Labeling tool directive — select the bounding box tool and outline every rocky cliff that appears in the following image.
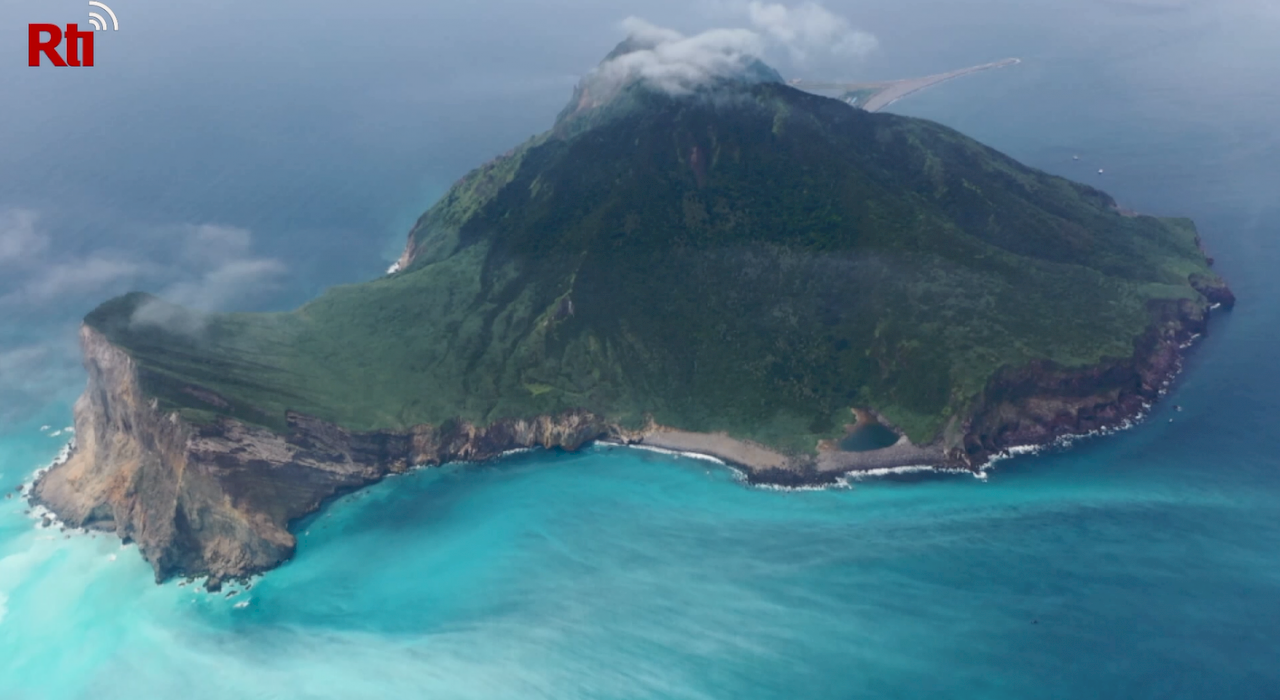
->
[32,326,615,588]
[955,294,1228,468]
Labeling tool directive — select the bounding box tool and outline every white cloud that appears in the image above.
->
[589,4,877,97]
[0,344,53,378]
[0,209,48,267]
[157,257,286,312]
[19,257,145,304]
[0,338,83,422]
[0,211,285,335]
[130,225,285,335]
[0,210,289,414]
[747,2,879,62]
[0,209,145,307]
[620,17,685,47]
[183,224,254,265]
[599,21,765,95]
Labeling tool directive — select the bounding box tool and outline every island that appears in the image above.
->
[31,40,1233,590]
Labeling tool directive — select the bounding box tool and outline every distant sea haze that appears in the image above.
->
[1,0,1279,697]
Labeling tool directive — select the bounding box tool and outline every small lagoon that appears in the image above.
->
[838,422,901,452]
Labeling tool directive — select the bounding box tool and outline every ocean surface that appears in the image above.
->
[2,0,1278,697]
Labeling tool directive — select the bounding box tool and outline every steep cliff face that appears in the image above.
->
[32,326,613,587]
[956,297,1221,466]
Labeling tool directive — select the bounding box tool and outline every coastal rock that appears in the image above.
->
[957,297,1211,466]
[31,326,614,586]
[1190,273,1236,308]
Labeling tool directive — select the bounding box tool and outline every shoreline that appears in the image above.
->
[26,292,1229,587]
[633,425,951,484]
[618,297,1223,487]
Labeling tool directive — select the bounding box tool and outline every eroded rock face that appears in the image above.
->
[956,297,1213,466]
[32,326,613,587]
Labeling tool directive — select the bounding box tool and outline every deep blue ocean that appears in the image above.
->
[1,0,1277,697]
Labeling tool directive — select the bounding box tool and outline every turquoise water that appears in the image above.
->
[2,0,1279,697]
[3,392,1279,697]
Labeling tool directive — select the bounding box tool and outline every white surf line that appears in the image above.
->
[20,438,74,498]
[618,442,728,465]
[710,461,841,493]
[841,464,981,484]
[975,329,1205,473]
[751,476,856,493]
[977,403,1156,474]
[612,441,977,491]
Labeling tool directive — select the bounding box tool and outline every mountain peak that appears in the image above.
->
[556,30,784,127]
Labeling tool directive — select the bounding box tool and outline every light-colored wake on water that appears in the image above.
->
[616,443,728,465]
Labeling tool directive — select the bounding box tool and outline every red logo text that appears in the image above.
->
[29,24,95,67]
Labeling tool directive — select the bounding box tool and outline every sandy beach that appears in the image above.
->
[638,428,792,471]
[637,425,951,481]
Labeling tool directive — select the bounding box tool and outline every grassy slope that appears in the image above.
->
[86,83,1218,453]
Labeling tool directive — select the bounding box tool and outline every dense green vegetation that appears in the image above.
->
[85,72,1221,453]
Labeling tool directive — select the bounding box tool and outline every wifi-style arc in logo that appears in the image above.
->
[87,2,119,32]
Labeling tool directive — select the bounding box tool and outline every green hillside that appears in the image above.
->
[83,60,1223,453]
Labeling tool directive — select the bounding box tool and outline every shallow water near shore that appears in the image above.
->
[2,388,1280,699]
[2,0,1280,697]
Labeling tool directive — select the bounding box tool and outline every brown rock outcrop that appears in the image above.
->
[32,326,613,587]
[955,296,1220,467]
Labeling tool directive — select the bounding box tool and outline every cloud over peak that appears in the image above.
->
[601,19,766,95]
[591,3,878,96]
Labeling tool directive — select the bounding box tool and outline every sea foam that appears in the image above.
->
[20,438,76,532]
[841,464,980,483]
[620,443,727,465]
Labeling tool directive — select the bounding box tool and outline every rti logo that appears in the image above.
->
[28,2,119,67]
